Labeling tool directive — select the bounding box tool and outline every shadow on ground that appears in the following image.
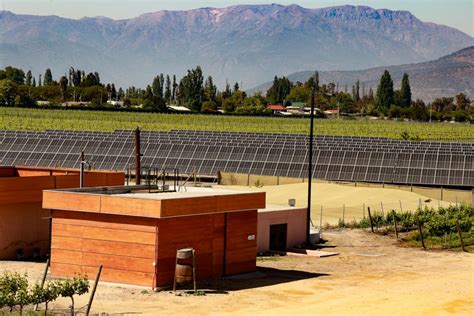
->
[175,267,329,293]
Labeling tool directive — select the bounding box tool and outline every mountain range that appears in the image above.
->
[0,4,473,89]
[250,46,474,102]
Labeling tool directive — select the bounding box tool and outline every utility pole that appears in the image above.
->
[135,127,141,185]
[306,71,317,245]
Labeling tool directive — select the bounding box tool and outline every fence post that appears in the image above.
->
[392,210,399,240]
[363,203,366,218]
[399,200,403,212]
[33,259,50,311]
[416,217,426,249]
[367,207,374,233]
[86,265,103,316]
[342,204,345,227]
[320,206,323,230]
[456,220,466,252]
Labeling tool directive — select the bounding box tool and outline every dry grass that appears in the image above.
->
[216,182,455,225]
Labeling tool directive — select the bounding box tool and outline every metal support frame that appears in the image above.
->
[306,71,317,245]
[135,127,141,185]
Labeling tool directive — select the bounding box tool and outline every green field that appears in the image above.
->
[1,107,473,142]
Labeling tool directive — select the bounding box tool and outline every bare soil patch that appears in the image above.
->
[1,229,472,315]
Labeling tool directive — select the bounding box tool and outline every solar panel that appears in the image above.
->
[0,129,472,187]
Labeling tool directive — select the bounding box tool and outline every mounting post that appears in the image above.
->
[306,71,317,245]
[135,127,141,185]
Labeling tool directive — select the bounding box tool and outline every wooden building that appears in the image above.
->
[0,166,124,259]
[43,186,265,288]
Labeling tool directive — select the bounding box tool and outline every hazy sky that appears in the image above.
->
[1,0,473,35]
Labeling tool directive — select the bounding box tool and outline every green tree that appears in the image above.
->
[287,85,311,103]
[144,84,167,112]
[201,100,217,113]
[25,70,32,86]
[59,76,68,101]
[0,80,17,106]
[222,82,232,99]
[0,66,25,85]
[70,67,82,87]
[204,76,217,101]
[172,75,177,102]
[399,73,411,107]
[165,75,171,102]
[152,74,163,98]
[375,70,394,111]
[43,68,53,86]
[82,72,100,87]
[266,76,292,104]
[331,92,356,113]
[431,97,454,112]
[455,93,470,111]
[411,99,429,121]
[178,66,204,111]
[352,80,360,102]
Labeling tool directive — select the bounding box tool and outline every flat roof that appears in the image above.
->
[43,185,266,218]
[115,187,253,201]
[258,204,306,213]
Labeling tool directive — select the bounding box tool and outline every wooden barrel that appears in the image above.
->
[175,264,193,283]
[176,248,194,259]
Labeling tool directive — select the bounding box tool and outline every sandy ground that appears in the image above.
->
[1,230,472,315]
[217,182,453,225]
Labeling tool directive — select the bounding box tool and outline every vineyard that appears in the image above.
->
[1,108,473,142]
[338,204,474,251]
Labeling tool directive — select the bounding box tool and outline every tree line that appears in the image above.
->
[0,65,472,121]
[266,70,472,122]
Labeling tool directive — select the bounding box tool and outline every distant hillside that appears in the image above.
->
[0,4,473,88]
[249,46,474,102]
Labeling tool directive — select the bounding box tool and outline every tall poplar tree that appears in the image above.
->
[165,75,171,102]
[399,73,411,107]
[25,70,32,86]
[375,70,394,110]
[43,69,53,85]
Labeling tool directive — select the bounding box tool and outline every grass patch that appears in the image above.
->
[1,107,473,141]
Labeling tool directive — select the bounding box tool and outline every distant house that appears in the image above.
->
[286,102,306,114]
[289,102,306,108]
[324,109,339,117]
[107,100,124,107]
[266,104,286,114]
[61,101,91,107]
[168,105,191,112]
[302,107,321,115]
[36,101,50,106]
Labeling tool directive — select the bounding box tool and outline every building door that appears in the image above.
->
[224,210,258,276]
[269,223,287,251]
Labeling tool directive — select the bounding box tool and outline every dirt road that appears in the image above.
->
[1,229,472,315]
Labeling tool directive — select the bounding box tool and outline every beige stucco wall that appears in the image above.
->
[257,207,307,253]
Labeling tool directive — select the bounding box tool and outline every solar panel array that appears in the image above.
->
[0,129,472,187]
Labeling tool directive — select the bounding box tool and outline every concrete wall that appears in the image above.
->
[257,207,307,253]
[0,167,124,259]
